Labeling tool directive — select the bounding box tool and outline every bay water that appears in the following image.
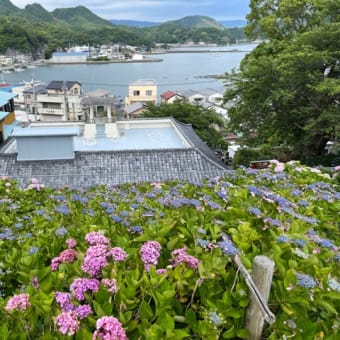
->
[3,43,255,100]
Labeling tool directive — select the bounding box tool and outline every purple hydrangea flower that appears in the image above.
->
[110,247,128,262]
[5,293,31,312]
[55,312,80,336]
[171,248,200,269]
[55,292,75,312]
[101,278,118,294]
[140,241,162,271]
[70,278,100,301]
[75,304,92,319]
[85,232,110,246]
[93,316,127,340]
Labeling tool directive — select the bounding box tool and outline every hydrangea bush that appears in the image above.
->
[0,162,339,339]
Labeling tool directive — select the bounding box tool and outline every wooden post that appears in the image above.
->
[245,255,275,340]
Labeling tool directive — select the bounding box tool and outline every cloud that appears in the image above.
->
[10,0,250,21]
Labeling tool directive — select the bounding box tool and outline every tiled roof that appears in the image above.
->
[46,81,81,91]
[23,84,47,95]
[123,102,144,114]
[0,149,230,188]
[160,90,177,100]
[0,118,229,188]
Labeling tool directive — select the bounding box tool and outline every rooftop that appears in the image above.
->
[130,79,157,86]
[0,118,228,188]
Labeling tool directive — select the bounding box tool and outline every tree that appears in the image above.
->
[141,101,227,151]
[224,0,340,164]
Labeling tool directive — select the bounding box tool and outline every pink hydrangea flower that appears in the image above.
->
[110,247,128,262]
[51,257,62,271]
[70,278,100,301]
[66,238,77,248]
[171,247,200,269]
[75,304,93,319]
[59,249,78,263]
[140,241,162,271]
[102,278,119,294]
[55,312,80,336]
[82,245,110,277]
[5,293,31,312]
[93,316,127,340]
[85,231,110,246]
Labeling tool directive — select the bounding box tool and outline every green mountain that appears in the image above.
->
[0,1,246,58]
[23,3,59,23]
[0,0,20,16]
[52,6,113,29]
[168,15,226,30]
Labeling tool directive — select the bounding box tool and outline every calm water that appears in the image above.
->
[3,44,255,99]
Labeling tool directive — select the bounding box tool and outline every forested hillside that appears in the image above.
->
[0,0,246,58]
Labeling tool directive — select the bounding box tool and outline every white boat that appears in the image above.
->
[14,67,26,72]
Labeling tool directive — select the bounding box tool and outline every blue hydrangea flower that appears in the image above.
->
[328,279,340,292]
[248,206,262,217]
[296,273,316,289]
[55,227,68,237]
[29,246,39,255]
[55,205,70,215]
[217,240,238,256]
[292,239,307,247]
[277,235,289,243]
[208,311,223,326]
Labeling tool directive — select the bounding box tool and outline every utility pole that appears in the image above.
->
[62,81,69,121]
[32,75,37,121]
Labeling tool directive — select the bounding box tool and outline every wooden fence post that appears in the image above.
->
[245,255,275,340]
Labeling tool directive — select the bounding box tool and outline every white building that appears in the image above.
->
[51,52,87,63]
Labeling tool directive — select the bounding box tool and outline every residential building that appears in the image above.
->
[125,79,157,106]
[123,102,146,119]
[198,88,224,104]
[160,90,184,104]
[36,81,84,121]
[181,89,205,104]
[23,84,47,116]
[0,91,17,143]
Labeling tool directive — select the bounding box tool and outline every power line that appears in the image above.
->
[81,79,219,87]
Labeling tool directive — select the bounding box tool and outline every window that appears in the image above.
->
[133,90,140,96]
[146,90,153,96]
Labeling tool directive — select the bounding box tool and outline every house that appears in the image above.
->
[23,84,47,116]
[181,89,205,104]
[36,81,84,121]
[125,79,157,106]
[160,90,184,104]
[51,52,87,63]
[198,88,224,105]
[0,91,17,143]
[123,102,146,119]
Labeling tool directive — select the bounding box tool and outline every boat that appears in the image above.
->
[14,66,26,72]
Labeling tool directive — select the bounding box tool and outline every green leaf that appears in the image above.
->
[236,328,250,338]
[222,325,236,338]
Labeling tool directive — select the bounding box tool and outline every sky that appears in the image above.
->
[10,0,250,22]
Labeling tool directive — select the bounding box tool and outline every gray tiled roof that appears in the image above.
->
[0,149,230,188]
[46,81,81,91]
[0,118,230,188]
